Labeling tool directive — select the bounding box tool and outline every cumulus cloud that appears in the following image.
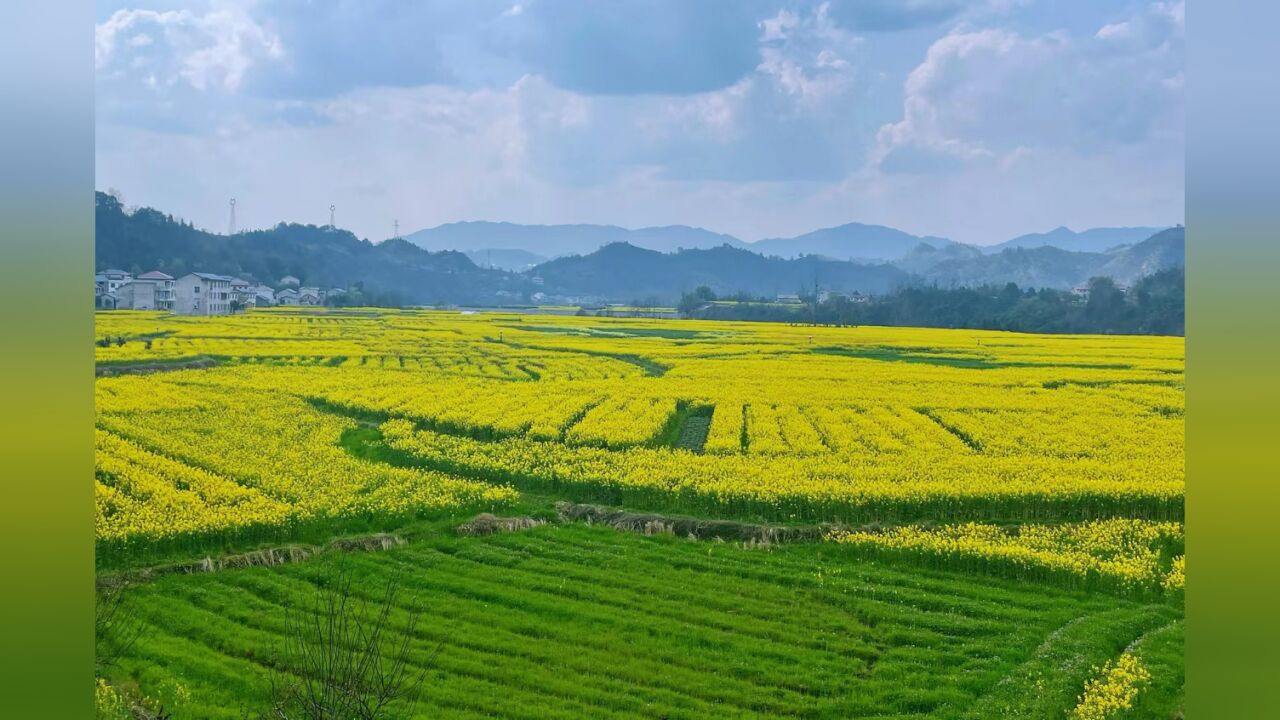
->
[873,1,1183,174]
[96,5,282,92]
[94,0,1182,245]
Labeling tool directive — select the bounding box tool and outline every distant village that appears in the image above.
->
[94,270,345,314]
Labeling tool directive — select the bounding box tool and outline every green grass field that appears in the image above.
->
[106,524,1181,719]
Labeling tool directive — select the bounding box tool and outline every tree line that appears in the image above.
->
[681,269,1184,336]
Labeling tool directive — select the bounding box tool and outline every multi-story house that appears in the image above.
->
[114,279,159,310]
[174,272,235,315]
[136,271,175,310]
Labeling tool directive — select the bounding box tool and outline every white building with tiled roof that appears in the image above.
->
[174,272,235,315]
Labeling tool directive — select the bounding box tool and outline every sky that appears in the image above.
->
[94,0,1184,245]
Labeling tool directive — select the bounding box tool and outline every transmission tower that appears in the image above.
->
[393,219,400,240]
[228,198,237,235]
[329,204,336,228]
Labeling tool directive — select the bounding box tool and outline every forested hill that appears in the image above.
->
[531,242,909,300]
[900,226,1185,290]
[94,192,519,304]
[688,269,1185,336]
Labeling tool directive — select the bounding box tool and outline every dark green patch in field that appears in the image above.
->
[646,402,714,452]
[673,405,714,453]
[916,408,984,452]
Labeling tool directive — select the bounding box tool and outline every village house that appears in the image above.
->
[135,271,175,310]
[279,275,301,287]
[253,285,276,306]
[113,278,159,310]
[95,269,133,308]
[96,269,177,310]
[230,278,256,309]
[174,272,235,315]
[298,287,322,305]
[275,288,300,305]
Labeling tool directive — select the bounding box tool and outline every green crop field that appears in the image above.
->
[111,526,1181,719]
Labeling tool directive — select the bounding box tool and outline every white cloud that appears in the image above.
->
[95,4,282,93]
[94,1,1182,245]
[873,2,1183,173]
[1096,22,1131,40]
[757,3,862,104]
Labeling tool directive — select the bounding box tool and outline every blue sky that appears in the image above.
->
[94,0,1183,245]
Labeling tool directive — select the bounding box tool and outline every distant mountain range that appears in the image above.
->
[96,190,1182,306]
[406,221,745,259]
[408,219,1171,266]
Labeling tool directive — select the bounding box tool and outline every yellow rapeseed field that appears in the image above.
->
[95,308,1184,561]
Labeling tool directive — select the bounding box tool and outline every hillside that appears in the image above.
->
[986,225,1168,253]
[893,242,985,275]
[530,242,908,301]
[94,192,518,304]
[1096,226,1186,285]
[901,227,1184,289]
[915,246,1110,289]
[406,221,746,257]
[749,222,954,262]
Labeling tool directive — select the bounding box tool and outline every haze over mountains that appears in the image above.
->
[97,191,1182,306]
[406,222,746,266]
[407,219,1168,270]
[985,226,1167,254]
